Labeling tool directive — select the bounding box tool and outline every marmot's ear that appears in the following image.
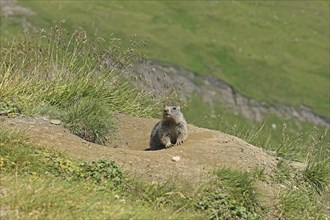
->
[177,106,181,111]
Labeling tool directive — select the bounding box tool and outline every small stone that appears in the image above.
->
[50,119,61,125]
[271,123,277,130]
[171,156,181,162]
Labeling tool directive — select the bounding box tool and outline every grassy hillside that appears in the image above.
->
[1,8,329,219]
[2,0,329,117]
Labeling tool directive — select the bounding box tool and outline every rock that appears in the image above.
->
[50,119,61,125]
[171,156,181,162]
[131,62,329,128]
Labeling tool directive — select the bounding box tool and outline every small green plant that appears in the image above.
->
[43,152,123,186]
[0,101,19,115]
[196,189,259,220]
[80,160,123,185]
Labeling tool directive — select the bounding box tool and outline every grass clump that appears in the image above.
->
[279,187,329,220]
[60,98,113,144]
[214,168,258,210]
[0,24,156,144]
[302,152,330,193]
[271,158,330,219]
[195,167,261,220]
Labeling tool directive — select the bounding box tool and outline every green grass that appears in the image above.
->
[1,175,206,220]
[279,187,329,220]
[195,168,261,219]
[184,93,330,163]
[272,160,330,220]
[2,0,329,117]
[0,25,160,144]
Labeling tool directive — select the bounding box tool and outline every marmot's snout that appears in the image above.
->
[164,109,170,114]
[163,106,173,118]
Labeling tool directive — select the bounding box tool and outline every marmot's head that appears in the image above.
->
[163,105,182,123]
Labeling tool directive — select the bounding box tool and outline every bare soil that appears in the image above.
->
[0,114,281,217]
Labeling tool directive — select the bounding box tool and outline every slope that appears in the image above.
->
[1,0,329,117]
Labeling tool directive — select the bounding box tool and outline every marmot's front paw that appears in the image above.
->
[165,143,173,148]
[176,140,184,146]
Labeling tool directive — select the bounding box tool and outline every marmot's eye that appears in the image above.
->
[173,107,176,110]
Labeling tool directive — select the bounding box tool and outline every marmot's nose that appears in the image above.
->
[164,109,169,113]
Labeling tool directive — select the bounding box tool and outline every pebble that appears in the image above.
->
[50,119,61,125]
[171,156,181,162]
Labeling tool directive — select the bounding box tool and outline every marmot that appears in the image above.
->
[149,105,188,150]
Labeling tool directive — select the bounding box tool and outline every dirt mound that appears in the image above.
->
[1,114,282,216]
[1,114,277,183]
